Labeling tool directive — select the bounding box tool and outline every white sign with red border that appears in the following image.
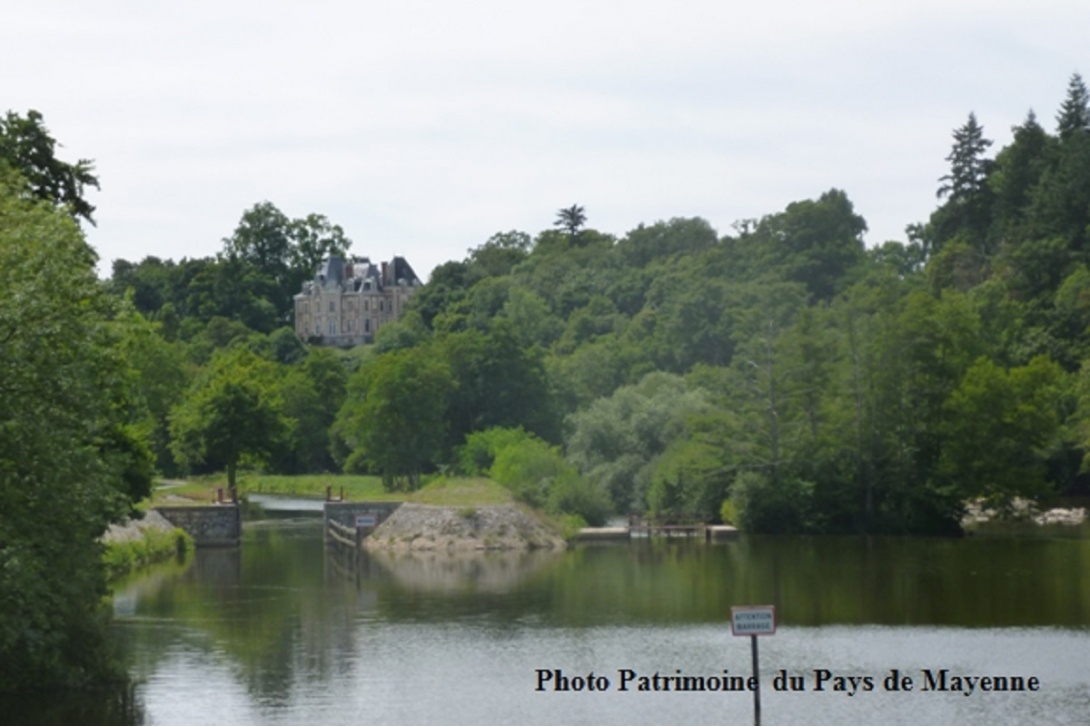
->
[731,605,776,636]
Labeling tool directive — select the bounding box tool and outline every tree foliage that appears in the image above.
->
[0,110,99,225]
[169,348,290,492]
[554,203,587,243]
[53,72,1090,543]
[0,169,150,688]
[334,346,453,490]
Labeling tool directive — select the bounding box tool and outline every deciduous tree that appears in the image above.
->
[334,346,452,490]
[0,169,150,688]
[0,109,99,225]
[169,348,290,493]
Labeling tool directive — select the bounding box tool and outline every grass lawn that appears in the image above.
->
[149,473,512,507]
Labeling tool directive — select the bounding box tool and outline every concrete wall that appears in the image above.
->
[156,504,241,547]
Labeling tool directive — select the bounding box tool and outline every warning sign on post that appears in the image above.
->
[731,605,776,636]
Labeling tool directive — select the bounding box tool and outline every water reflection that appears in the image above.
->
[363,548,565,594]
[9,512,1090,724]
[0,683,145,726]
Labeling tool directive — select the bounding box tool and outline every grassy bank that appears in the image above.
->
[103,527,193,581]
[409,477,513,506]
[151,473,389,505]
[151,473,514,507]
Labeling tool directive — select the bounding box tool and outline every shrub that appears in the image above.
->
[102,528,192,581]
[732,471,813,533]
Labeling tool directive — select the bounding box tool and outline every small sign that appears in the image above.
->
[355,514,378,528]
[731,605,776,636]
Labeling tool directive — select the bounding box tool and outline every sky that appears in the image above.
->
[4,1,1088,281]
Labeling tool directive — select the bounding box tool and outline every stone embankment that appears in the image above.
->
[962,498,1087,528]
[363,503,566,551]
[102,509,175,543]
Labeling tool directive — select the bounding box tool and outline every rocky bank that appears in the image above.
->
[961,498,1087,528]
[102,509,175,543]
[363,503,567,552]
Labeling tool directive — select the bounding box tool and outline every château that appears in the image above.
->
[293,255,421,346]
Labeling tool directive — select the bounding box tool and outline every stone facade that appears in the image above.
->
[293,255,421,346]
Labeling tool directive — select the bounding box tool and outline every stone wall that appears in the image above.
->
[323,500,403,539]
[156,504,241,547]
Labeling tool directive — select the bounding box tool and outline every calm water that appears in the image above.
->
[11,504,1090,725]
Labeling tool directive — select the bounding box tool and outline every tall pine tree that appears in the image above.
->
[1056,73,1089,139]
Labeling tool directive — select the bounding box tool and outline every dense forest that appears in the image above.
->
[3,74,1090,686]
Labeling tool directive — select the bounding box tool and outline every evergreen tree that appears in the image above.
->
[934,113,994,251]
[938,113,993,203]
[988,110,1051,242]
[1056,73,1089,139]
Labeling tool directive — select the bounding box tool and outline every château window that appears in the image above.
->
[329,301,335,312]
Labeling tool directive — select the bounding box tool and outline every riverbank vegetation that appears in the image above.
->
[1,115,154,689]
[102,527,192,581]
[6,76,1090,685]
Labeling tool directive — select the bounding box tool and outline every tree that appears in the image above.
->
[935,113,994,250]
[333,346,453,490]
[223,201,293,275]
[988,110,1051,242]
[267,347,347,474]
[0,110,99,226]
[0,168,151,688]
[1056,73,1089,139]
[938,113,993,202]
[617,217,718,268]
[554,204,587,243]
[566,372,711,512]
[440,323,560,452]
[220,202,353,324]
[169,348,290,494]
[289,212,352,276]
[114,303,190,476]
[754,189,867,301]
[466,230,531,278]
[940,355,1065,512]
[1025,80,1090,252]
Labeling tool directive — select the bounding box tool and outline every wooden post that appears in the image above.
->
[326,485,332,502]
[339,485,344,502]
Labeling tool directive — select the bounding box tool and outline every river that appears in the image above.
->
[12,499,1090,724]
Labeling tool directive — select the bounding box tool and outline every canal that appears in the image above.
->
[19,499,1090,724]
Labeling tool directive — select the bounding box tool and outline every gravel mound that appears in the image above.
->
[364,503,566,551]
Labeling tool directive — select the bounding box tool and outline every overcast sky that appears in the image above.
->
[5,1,1087,280]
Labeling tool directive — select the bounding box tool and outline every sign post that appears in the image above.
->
[731,605,776,726]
